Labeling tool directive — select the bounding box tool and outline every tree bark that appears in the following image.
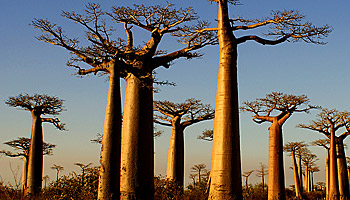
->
[267,121,286,200]
[329,127,340,200]
[208,0,242,199]
[25,113,43,197]
[336,139,350,200]
[22,156,28,192]
[304,165,309,192]
[326,149,330,200]
[292,151,302,199]
[298,155,303,190]
[120,73,154,200]
[166,117,185,187]
[97,63,122,200]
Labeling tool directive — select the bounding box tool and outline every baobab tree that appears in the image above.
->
[310,166,320,192]
[301,151,318,193]
[0,137,55,192]
[241,92,317,200]
[32,3,216,199]
[51,164,64,183]
[5,94,65,196]
[206,0,331,199]
[154,99,214,187]
[298,109,350,200]
[75,162,93,187]
[256,162,268,193]
[198,129,213,141]
[312,138,330,198]
[242,170,254,189]
[283,141,306,199]
[191,164,208,184]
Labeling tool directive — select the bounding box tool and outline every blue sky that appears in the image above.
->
[1,0,350,187]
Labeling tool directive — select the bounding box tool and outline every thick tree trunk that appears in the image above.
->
[120,73,154,200]
[208,1,242,199]
[97,65,122,200]
[336,139,350,200]
[326,149,330,200]
[25,113,43,196]
[298,155,303,190]
[304,165,309,192]
[267,121,286,200]
[166,117,185,187]
[292,152,302,199]
[22,156,28,192]
[329,128,340,200]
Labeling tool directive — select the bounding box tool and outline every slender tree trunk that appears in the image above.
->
[25,113,43,196]
[311,172,314,192]
[298,155,303,190]
[326,149,330,200]
[97,64,122,200]
[292,151,302,199]
[262,176,265,192]
[21,156,28,192]
[166,117,185,187]
[267,121,286,200]
[329,128,340,200]
[208,1,242,199]
[305,165,310,192]
[336,139,350,200]
[120,73,154,200]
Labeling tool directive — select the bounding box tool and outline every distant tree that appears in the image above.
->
[301,151,318,193]
[206,0,331,199]
[242,170,254,189]
[32,3,216,198]
[191,164,208,184]
[298,108,350,200]
[75,162,93,187]
[241,92,317,199]
[198,129,213,141]
[5,93,64,196]
[283,141,306,199]
[256,162,268,193]
[310,166,320,191]
[154,99,214,187]
[43,175,50,188]
[0,137,55,192]
[51,164,64,183]
[312,139,330,197]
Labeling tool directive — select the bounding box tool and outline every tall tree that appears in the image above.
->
[5,94,64,197]
[154,98,214,187]
[191,164,208,184]
[32,3,216,199]
[256,162,268,193]
[298,108,350,200]
[310,166,320,192]
[206,1,331,199]
[283,141,306,199]
[241,92,317,200]
[301,150,318,193]
[75,162,93,187]
[51,164,64,183]
[242,170,254,189]
[0,137,55,192]
[312,138,330,198]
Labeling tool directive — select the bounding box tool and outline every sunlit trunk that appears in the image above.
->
[166,117,185,187]
[336,139,349,200]
[208,0,242,199]
[329,127,340,200]
[97,64,122,200]
[326,149,330,200]
[267,121,285,200]
[305,165,310,192]
[25,113,43,197]
[21,156,28,192]
[298,155,303,190]
[120,73,154,200]
[292,151,302,198]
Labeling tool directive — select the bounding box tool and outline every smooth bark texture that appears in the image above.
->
[97,64,122,200]
[25,113,43,196]
[298,155,303,190]
[329,126,340,200]
[22,156,28,192]
[267,120,286,200]
[208,0,242,199]
[291,151,302,198]
[326,149,330,200]
[336,138,350,200]
[120,73,154,200]
[166,117,185,187]
[304,165,310,192]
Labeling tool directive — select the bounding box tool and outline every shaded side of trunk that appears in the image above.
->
[267,121,286,200]
[326,149,330,200]
[97,64,122,200]
[166,117,184,187]
[336,139,350,200]
[120,73,154,200]
[298,155,303,190]
[25,113,43,196]
[310,172,314,192]
[292,151,302,199]
[329,128,340,200]
[208,1,242,199]
[22,156,28,192]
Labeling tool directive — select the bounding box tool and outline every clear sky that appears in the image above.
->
[1,0,350,188]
